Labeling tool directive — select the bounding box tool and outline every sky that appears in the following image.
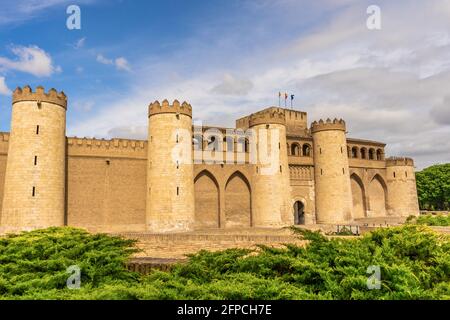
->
[0,0,449,169]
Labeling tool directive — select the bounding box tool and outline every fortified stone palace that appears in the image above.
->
[0,86,419,233]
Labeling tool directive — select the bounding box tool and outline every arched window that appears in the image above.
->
[302,144,311,157]
[376,149,383,161]
[360,148,367,159]
[369,148,375,160]
[351,146,359,158]
[224,136,234,152]
[237,137,247,152]
[207,135,220,151]
[291,143,300,156]
[193,135,202,150]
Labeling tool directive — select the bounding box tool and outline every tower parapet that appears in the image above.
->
[311,118,346,133]
[385,157,414,167]
[249,108,285,127]
[148,100,192,118]
[13,86,67,109]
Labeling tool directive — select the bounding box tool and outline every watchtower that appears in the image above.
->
[1,86,67,232]
[311,118,353,224]
[146,99,195,232]
[249,107,292,227]
[385,157,420,217]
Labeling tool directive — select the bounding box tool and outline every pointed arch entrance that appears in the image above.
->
[350,173,366,219]
[293,201,305,225]
[194,170,220,228]
[369,174,387,217]
[224,171,251,228]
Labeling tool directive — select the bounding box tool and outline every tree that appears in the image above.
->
[416,163,450,210]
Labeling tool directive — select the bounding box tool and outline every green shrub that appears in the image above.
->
[407,214,450,226]
[0,225,448,300]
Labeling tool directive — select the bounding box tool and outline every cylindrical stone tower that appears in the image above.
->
[146,99,195,232]
[250,108,292,227]
[311,118,353,224]
[385,157,420,217]
[1,86,67,233]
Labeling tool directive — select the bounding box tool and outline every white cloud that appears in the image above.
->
[96,54,113,65]
[96,54,131,71]
[211,74,253,96]
[0,77,11,96]
[74,37,86,49]
[69,0,450,169]
[114,57,131,71]
[0,45,59,77]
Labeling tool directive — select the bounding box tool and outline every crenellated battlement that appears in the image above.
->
[148,99,192,118]
[249,107,286,127]
[310,118,346,133]
[0,132,9,154]
[68,136,146,149]
[0,132,9,142]
[385,157,414,167]
[12,85,67,109]
[67,136,147,159]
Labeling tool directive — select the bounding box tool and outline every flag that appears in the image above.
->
[284,93,288,100]
[291,94,294,101]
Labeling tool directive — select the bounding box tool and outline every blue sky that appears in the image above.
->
[0,0,450,169]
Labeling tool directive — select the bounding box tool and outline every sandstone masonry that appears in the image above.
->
[0,86,420,233]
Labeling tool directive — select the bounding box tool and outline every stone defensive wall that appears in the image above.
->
[0,133,8,218]
[66,136,148,233]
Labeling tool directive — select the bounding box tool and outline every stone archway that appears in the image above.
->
[350,173,366,219]
[224,171,251,228]
[194,170,220,228]
[293,201,305,225]
[369,174,387,217]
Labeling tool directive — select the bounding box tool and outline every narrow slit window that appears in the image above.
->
[34,156,37,165]
[32,187,36,197]
[176,187,179,196]
[36,125,40,135]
